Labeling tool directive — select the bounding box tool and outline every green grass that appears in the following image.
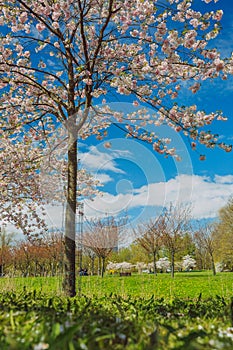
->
[0,271,233,300]
[0,272,233,349]
[0,290,232,349]
[80,271,233,299]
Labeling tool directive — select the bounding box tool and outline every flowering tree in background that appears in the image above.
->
[156,257,171,273]
[0,0,232,296]
[106,261,117,273]
[135,261,148,274]
[106,261,133,273]
[182,254,196,271]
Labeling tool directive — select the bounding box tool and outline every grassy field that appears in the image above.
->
[80,271,233,299]
[0,271,233,300]
[1,272,233,349]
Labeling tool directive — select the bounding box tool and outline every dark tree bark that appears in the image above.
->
[171,251,175,278]
[101,256,105,278]
[153,251,157,275]
[63,130,77,297]
[210,253,216,276]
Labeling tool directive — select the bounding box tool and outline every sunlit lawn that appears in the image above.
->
[80,271,233,299]
[0,271,232,300]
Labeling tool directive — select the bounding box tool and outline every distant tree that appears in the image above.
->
[83,216,125,277]
[214,198,233,270]
[218,197,233,233]
[194,223,217,275]
[161,204,191,278]
[134,216,165,274]
[0,227,15,276]
[105,261,117,273]
[13,240,32,276]
[110,246,131,264]
[193,230,209,270]
[126,244,149,265]
[156,257,170,273]
[182,254,196,271]
[81,247,96,276]
[12,234,64,276]
[175,232,196,261]
[107,261,133,272]
[135,262,148,274]
[42,231,64,276]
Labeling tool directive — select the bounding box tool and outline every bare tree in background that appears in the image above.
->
[83,216,126,277]
[134,216,165,275]
[82,247,96,276]
[161,204,191,278]
[193,233,210,270]
[194,223,217,276]
[0,227,15,276]
[42,231,64,276]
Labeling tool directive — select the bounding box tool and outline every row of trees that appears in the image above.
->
[133,199,233,276]
[1,198,233,278]
[0,229,64,277]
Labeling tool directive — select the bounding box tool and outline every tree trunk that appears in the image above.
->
[90,255,95,276]
[153,251,157,275]
[210,253,216,276]
[101,256,105,278]
[98,256,101,276]
[171,251,175,278]
[63,130,77,297]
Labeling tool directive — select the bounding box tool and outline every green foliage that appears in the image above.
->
[0,289,232,349]
[79,271,233,300]
[175,233,196,261]
[214,197,233,270]
[111,244,150,265]
[1,271,233,299]
[0,272,233,348]
[0,271,231,302]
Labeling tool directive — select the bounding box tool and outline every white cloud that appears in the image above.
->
[214,175,233,184]
[43,204,65,229]
[80,146,128,174]
[3,174,233,233]
[84,174,233,220]
[94,173,113,184]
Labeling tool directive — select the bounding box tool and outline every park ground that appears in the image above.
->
[0,271,233,349]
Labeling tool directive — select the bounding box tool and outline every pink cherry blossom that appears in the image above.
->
[213,10,223,21]
[199,155,206,161]
[19,12,28,24]
[189,83,200,93]
[104,142,111,148]
[52,22,59,30]
[36,23,45,32]
[52,11,61,21]
[214,58,224,72]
